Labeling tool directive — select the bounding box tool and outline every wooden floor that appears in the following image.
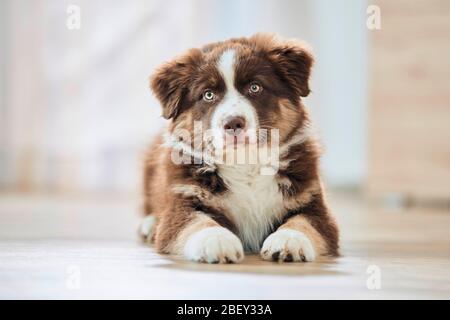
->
[0,191,449,299]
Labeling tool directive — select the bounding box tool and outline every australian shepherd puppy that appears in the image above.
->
[141,33,339,264]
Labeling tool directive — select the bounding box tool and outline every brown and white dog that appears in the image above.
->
[141,33,339,263]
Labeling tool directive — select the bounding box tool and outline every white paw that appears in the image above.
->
[139,215,156,240]
[261,229,315,262]
[184,227,244,264]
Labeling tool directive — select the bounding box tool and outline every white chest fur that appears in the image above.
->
[217,164,285,252]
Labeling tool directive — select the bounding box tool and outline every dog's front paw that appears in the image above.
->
[139,215,157,242]
[261,229,315,262]
[184,227,244,264]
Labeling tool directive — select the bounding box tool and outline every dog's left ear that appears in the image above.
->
[267,39,314,97]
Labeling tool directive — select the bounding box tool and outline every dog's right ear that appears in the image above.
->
[150,49,202,119]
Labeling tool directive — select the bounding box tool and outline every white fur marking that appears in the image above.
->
[163,130,216,167]
[172,184,203,197]
[261,228,316,262]
[211,50,259,149]
[218,50,235,89]
[183,226,244,263]
[279,126,314,157]
[217,164,285,252]
[140,215,156,239]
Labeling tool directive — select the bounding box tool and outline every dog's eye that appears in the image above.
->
[249,83,262,94]
[203,89,215,102]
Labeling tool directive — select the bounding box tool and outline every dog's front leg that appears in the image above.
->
[260,197,339,262]
[158,211,244,264]
[260,215,324,262]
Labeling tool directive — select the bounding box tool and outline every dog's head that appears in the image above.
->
[150,33,314,157]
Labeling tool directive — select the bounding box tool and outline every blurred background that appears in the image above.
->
[0,0,449,205]
[1,0,450,300]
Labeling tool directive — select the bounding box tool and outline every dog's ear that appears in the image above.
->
[150,49,202,119]
[265,36,314,97]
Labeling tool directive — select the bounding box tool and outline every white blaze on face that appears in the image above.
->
[211,50,258,150]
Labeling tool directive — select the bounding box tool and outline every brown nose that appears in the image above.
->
[223,116,246,132]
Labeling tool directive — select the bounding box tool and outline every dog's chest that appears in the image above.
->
[217,165,285,252]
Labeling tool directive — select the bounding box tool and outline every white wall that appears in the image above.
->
[309,0,368,187]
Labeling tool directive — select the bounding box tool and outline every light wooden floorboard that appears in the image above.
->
[0,191,449,299]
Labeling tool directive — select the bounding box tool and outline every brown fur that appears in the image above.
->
[143,33,339,260]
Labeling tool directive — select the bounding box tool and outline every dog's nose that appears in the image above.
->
[223,116,246,132]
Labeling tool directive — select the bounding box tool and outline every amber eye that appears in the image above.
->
[203,89,215,102]
[249,83,262,94]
